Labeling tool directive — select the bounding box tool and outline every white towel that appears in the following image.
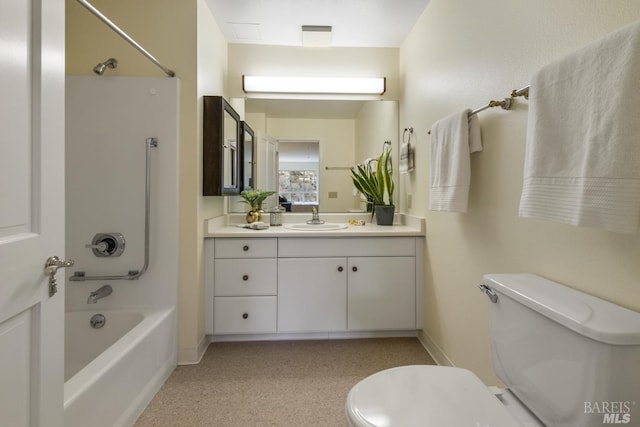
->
[429,109,483,212]
[399,142,414,174]
[519,20,640,234]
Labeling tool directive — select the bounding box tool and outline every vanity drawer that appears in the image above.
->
[214,259,277,296]
[215,238,277,259]
[214,296,277,334]
[278,237,416,257]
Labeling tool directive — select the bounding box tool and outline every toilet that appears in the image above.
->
[346,273,640,427]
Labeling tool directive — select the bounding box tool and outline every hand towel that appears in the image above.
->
[400,128,415,174]
[399,142,414,174]
[519,20,640,234]
[429,109,483,212]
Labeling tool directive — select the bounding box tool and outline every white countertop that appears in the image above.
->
[205,213,426,238]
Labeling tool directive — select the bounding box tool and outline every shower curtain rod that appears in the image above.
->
[76,0,176,77]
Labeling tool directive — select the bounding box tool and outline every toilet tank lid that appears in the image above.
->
[483,274,640,345]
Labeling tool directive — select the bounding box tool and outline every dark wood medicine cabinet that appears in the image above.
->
[203,96,256,196]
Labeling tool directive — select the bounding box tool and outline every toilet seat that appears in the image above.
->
[346,365,522,427]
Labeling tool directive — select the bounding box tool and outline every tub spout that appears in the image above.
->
[87,285,113,304]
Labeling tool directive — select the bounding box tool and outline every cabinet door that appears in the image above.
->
[278,258,347,332]
[348,257,416,330]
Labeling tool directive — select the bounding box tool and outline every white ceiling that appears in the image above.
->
[205,0,431,48]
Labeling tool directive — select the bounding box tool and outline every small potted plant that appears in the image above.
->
[351,141,395,225]
[240,189,276,223]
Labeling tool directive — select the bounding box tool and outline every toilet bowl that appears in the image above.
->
[346,274,640,427]
[345,365,542,427]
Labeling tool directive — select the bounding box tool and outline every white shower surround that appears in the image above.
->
[65,76,179,425]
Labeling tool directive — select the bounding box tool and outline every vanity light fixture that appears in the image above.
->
[242,75,386,95]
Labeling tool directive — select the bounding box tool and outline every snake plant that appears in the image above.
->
[351,141,394,210]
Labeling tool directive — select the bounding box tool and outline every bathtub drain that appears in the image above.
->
[90,313,106,329]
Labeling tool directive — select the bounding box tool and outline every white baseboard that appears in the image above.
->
[417,330,454,367]
[209,330,418,343]
[178,334,210,365]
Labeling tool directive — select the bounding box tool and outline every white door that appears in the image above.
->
[0,0,66,426]
[257,131,278,192]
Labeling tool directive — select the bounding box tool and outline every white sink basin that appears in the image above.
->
[284,223,348,231]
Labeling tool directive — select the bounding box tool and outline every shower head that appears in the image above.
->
[93,58,118,75]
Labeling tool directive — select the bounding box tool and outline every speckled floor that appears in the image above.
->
[134,338,435,427]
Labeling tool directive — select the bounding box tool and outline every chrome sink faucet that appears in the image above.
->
[87,284,113,304]
[307,207,325,225]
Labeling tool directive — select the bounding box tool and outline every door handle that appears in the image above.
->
[44,256,75,297]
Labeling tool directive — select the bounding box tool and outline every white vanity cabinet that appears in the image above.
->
[206,234,424,340]
[212,238,277,334]
[277,237,419,333]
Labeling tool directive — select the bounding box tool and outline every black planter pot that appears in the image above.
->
[374,205,395,226]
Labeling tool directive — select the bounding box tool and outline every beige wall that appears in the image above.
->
[66,0,227,363]
[355,101,398,162]
[227,44,400,100]
[190,0,228,363]
[400,0,640,384]
[355,101,399,209]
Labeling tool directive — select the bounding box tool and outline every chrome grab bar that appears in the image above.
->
[70,138,157,281]
[478,283,498,303]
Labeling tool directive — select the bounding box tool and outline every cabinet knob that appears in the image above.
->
[242,312,249,319]
[337,266,343,272]
[242,274,249,281]
[352,266,358,272]
[242,245,249,252]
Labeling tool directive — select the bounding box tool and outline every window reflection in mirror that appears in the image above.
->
[278,140,319,213]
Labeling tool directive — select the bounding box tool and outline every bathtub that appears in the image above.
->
[64,307,176,427]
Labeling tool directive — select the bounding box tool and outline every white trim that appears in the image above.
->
[178,335,210,365]
[417,330,455,367]
[204,238,215,335]
[209,330,418,343]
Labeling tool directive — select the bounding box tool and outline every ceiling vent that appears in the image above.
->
[302,25,332,47]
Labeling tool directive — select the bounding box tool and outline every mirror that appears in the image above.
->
[278,140,319,212]
[203,96,241,195]
[239,99,398,212]
[241,121,255,191]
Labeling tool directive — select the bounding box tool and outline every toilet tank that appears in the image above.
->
[483,274,640,427]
